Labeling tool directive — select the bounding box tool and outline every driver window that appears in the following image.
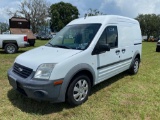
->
[97,26,118,49]
[97,30,106,45]
[106,26,118,48]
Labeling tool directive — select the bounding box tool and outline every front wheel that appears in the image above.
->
[129,58,140,75]
[4,43,18,54]
[66,75,91,106]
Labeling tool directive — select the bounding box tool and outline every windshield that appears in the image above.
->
[47,24,101,50]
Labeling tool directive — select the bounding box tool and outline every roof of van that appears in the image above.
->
[68,15,138,25]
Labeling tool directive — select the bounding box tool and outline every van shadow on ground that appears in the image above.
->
[0,50,27,54]
[7,71,128,115]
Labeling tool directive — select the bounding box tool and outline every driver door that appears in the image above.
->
[94,25,121,83]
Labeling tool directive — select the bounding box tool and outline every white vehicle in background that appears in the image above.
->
[156,40,160,52]
[8,15,142,106]
[0,34,28,54]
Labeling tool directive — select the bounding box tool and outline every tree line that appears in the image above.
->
[0,22,9,34]
[136,14,160,41]
[3,0,160,38]
[5,0,104,33]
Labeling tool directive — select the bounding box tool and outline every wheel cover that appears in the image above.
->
[73,79,88,102]
[7,45,15,53]
[134,60,139,73]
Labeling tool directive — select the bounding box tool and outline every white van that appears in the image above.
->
[8,15,142,106]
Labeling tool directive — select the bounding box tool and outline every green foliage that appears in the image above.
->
[7,0,50,33]
[0,22,9,33]
[136,14,160,40]
[50,2,79,32]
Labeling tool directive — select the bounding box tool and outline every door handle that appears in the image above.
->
[122,49,126,53]
[115,50,120,55]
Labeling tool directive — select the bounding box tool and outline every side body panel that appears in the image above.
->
[95,18,142,85]
[118,21,142,63]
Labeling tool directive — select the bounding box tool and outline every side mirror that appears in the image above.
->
[99,44,110,52]
[92,44,110,55]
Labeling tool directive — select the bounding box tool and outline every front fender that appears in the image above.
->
[56,63,95,102]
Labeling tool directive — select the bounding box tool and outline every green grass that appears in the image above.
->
[0,41,160,120]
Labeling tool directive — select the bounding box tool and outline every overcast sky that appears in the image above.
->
[0,0,160,23]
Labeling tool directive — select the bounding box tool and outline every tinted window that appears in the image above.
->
[97,26,118,48]
[106,26,118,48]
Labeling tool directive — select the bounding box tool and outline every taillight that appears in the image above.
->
[24,36,28,42]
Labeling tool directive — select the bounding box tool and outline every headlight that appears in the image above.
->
[34,63,56,80]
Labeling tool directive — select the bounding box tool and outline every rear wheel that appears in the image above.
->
[29,43,35,46]
[4,43,18,54]
[67,75,91,106]
[129,58,140,75]
[28,39,35,46]
[156,47,160,52]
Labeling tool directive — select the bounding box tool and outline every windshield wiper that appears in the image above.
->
[52,45,71,49]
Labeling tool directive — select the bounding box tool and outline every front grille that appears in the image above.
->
[13,63,33,78]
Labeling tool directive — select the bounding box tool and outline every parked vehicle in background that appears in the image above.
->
[142,36,147,41]
[148,36,159,42]
[7,15,142,106]
[156,40,160,52]
[51,33,56,38]
[40,33,52,40]
[9,17,36,46]
[0,34,28,54]
[37,32,53,40]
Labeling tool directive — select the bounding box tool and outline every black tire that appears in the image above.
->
[29,43,35,46]
[28,39,35,46]
[129,58,140,75]
[156,47,160,52]
[4,43,18,54]
[66,74,91,106]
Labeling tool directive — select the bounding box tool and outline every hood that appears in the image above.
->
[15,46,82,71]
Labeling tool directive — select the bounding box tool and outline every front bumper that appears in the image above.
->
[7,68,64,102]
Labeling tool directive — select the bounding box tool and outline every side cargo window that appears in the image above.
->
[97,26,118,49]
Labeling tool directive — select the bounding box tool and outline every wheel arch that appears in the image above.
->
[57,63,96,102]
[135,53,140,61]
[129,51,141,69]
[2,40,18,49]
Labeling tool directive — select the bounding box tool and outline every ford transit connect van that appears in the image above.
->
[8,15,142,106]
